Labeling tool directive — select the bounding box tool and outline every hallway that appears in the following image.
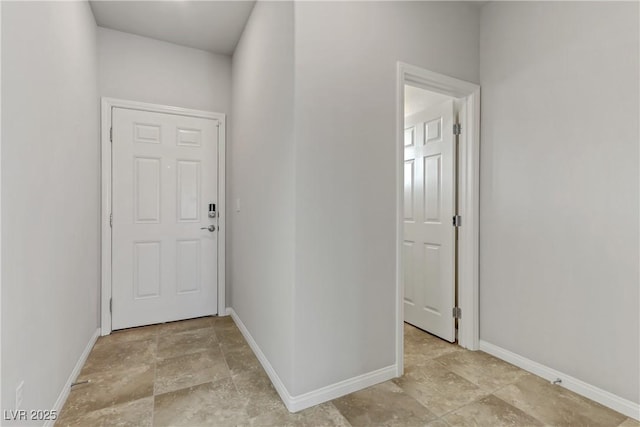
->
[57,317,634,426]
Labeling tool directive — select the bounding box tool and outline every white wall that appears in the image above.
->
[291,1,480,395]
[1,0,100,415]
[480,2,639,403]
[97,27,233,309]
[229,1,295,390]
[97,27,231,114]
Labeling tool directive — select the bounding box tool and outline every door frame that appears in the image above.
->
[396,63,480,374]
[100,97,226,336]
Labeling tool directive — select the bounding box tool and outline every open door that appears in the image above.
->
[403,99,457,342]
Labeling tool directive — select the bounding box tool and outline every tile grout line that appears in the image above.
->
[407,381,489,420]
[429,369,539,423]
[402,340,532,423]
[152,324,227,397]
[488,392,547,426]
[327,402,354,427]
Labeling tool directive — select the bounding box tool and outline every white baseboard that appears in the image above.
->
[288,364,397,412]
[479,340,640,421]
[46,329,100,427]
[227,308,397,413]
[227,308,292,408]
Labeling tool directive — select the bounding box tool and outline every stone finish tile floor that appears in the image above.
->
[57,318,636,426]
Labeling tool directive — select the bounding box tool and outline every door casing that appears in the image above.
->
[100,98,226,335]
[396,63,480,376]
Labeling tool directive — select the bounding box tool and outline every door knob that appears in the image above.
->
[200,225,215,232]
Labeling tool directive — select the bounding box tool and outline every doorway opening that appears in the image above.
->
[403,86,459,342]
[395,63,480,376]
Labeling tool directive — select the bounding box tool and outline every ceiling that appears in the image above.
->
[404,85,453,117]
[89,1,256,56]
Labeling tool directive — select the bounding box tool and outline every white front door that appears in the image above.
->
[403,99,456,342]
[111,107,219,330]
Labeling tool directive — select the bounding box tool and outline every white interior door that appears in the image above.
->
[112,107,219,330]
[403,99,456,342]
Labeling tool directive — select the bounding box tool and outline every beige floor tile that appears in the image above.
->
[213,315,237,329]
[223,345,263,376]
[244,402,352,427]
[435,350,530,392]
[233,369,285,418]
[157,316,218,334]
[101,324,159,345]
[56,396,153,427]
[494,375,628,427]
[393,359,489,417]
[60,317,631,427]
[404,323,451,346]
[332,381,437,427]
[404,326,461,363]
[220,337,252,354]
[404,322,424,335]
[214,327,248,346]
[443,394,544,427]
[62,364,154,415]
[157,326,217,360]
[153,379,249,427]
[155,348,232,395]
[80,338,156,377]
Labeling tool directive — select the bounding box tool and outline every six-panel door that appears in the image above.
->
[112,108,219,330]
[404,99,456,342]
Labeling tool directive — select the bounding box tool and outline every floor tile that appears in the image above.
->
[404,324,461,363]
[219,336,252,354]
[80,338,155,377]
[56,396,153,427]
[212,315,236,329]
[59,317,632,427]
[233,369,284,418]
[443,394,544,427]
[223,345,263,376]
[216,325,249,348]
[101,324,159,345]
[244,402,352,427]
[157,316,217,334]
[155,348,231,395]
[157,326,217,360]
[153,379,248,427]
[494,375,628,427]
[62,364,154,415]
[332,381,437,427]
[424,420,449,427]
[435,350,530,392]
[393,359,489,417]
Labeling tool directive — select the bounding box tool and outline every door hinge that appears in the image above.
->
[109,213,113,228]
[109,298,112,314]
[453,123,462,135]
[453,307,462,319]
[452,215,462,227]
